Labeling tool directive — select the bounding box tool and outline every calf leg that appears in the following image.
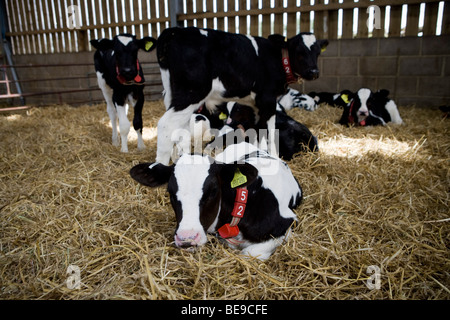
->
[96,72,119,146]
[130,92,146,151]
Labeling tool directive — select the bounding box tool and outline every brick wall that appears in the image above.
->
[297,35,450,107]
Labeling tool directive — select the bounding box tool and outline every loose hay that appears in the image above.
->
[0,101,448,300]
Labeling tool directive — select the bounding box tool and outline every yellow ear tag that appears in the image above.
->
[321,47,326,53]
[341,94,350,104]
[145,41,153,51]
[219,112,227,120]
[231,169,247,188]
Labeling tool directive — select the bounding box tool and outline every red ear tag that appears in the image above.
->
[218,224,239,238]
[134,74,142,83]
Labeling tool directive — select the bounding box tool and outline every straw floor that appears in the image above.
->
[0,100,448,300]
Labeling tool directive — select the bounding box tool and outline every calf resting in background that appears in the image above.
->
[130,142,303,260]
[338,88,403,126]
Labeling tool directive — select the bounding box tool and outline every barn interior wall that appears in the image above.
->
[296,34,450,107]
[10,35,450,108]
[11,50,162,106]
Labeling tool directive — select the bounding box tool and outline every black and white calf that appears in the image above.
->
[130,142,302,260]
[91,34,156,152]
[339,88,403,126]
[277,88,318,112]
[203,102,318,160]
[155,27,328,164]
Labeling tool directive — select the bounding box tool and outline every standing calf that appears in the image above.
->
[155,27,327,164]
[91,34,156,152]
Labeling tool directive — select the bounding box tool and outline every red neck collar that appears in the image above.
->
[218,187,248,243]
[282,49,299,84]
[348,100,366,126]
[116,59,144,85]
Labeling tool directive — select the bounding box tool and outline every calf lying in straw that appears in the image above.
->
[130,142,302,260]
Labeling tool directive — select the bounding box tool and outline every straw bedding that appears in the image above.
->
[0,100,448,300]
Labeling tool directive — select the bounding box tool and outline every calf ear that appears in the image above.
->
[138,37,157,52]
[130,163,174,187]
[378,89,390,97]
[318,39,329,52]
[220,163,259,189]
[90,38,114,50]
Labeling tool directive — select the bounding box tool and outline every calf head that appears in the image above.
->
[270,32,328,81]
[130,155,258,248]
[90,34,156,84]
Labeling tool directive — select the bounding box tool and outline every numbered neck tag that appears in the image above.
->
[231,168,247,188]
[217,187,248,239]
[231,188,248,218]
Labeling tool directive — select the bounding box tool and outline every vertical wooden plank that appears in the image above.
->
[286,0,297,38]
[184,0,193,27]
[55,0,63,52]
[58,0,69,52]
[228,0,236,34]
[19,0,33,54]
[158,0,167,35]
[442,1,450,35]
[261,0,271,37]
[49,0,61,52]
[356,5,368,38]
[326,0,338,40]
[423,2,439,36]
[238,0,247,34]
[300,0,310,34]
[45,0,56,52]
[313,0,325,39]
[216,0,225,32]
[133,0,142,38]
[6,0,17,54]
[405,3,420,37]
[248,0,258,35]
[38,0,50,53]
[341,0,353,39]
[388,5,402,37]
[371,4,385,38]
[273,0,283,35]
[124,0,132,34]
[13,0,25,54]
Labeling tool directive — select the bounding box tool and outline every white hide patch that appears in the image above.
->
[174,154,212,243]
[199,29,208,37]
[385,100,403,124]
[246,35,259,56]
[160,68,172,110]
[302,34,317,50]
[118,35,133,46]
[357,88,371,114]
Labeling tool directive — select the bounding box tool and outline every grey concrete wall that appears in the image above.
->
[295,35,450,107]
[12,50,162,106]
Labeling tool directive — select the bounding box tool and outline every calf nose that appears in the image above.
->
[308,69,320,80]
[359,110,369,116]
[121,67,134,77]
[175,230,202,248]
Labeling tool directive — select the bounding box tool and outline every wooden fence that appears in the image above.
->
[4,0,450,55]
